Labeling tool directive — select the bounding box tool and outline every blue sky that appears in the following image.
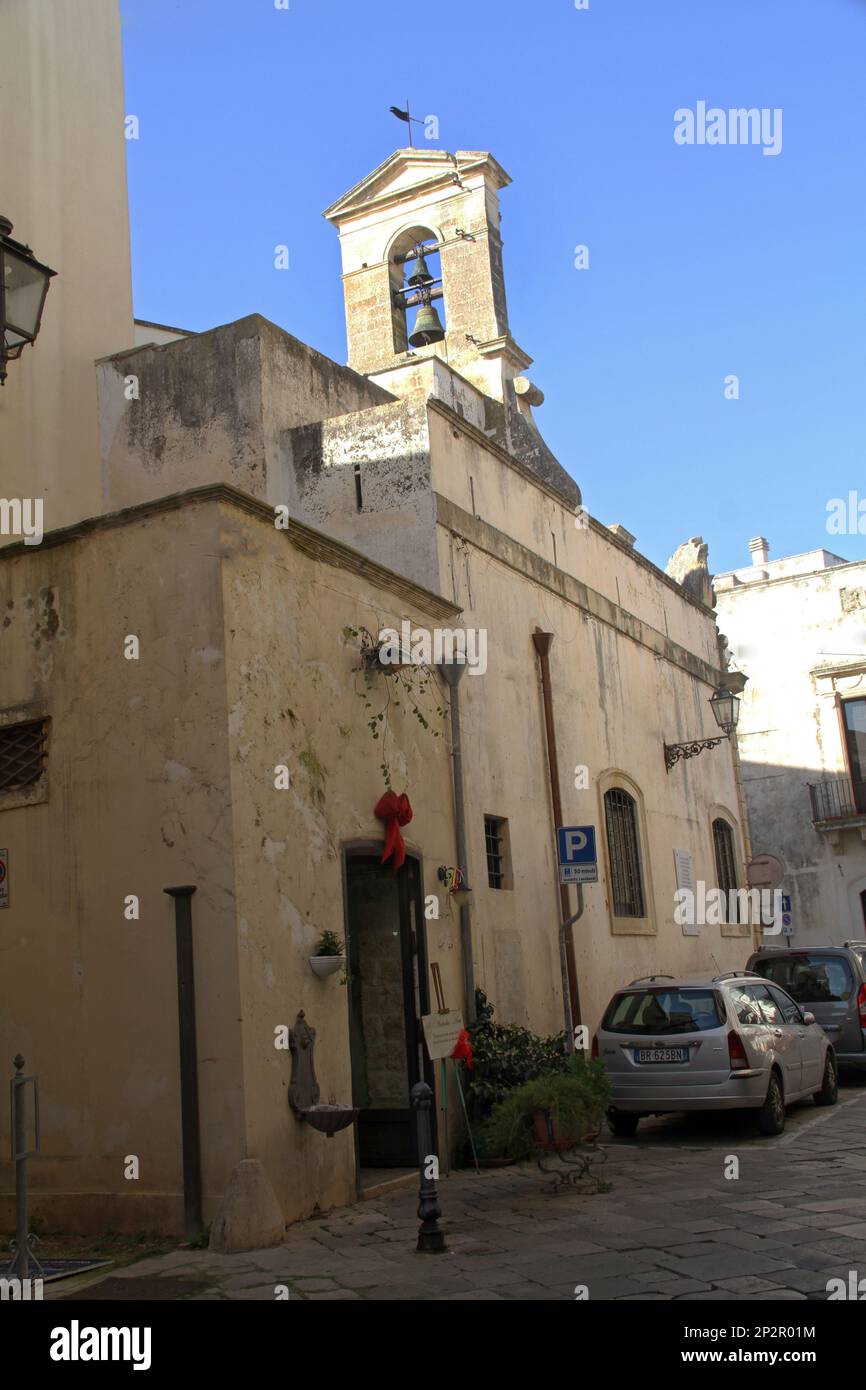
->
[121,0,866,576]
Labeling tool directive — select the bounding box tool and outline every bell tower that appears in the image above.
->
[323,149,534,403]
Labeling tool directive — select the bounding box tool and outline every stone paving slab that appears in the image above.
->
[49,1082,866,1302]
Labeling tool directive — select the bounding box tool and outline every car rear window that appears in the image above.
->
[603,989,724,1034]
[752,953,853,1003]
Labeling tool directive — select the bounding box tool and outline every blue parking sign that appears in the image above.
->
[557,826,598,884]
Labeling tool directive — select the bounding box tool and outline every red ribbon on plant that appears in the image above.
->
[451,1029,474,1070]
[375,791,413,870]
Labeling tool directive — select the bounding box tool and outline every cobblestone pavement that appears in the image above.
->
[55,1082,866,1302]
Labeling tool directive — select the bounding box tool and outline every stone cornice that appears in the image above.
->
[0,484,462,623]
[434,492,725,688]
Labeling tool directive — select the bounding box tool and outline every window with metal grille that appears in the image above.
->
[603,788,645,917]
[712,817,739,922]
[0,720,48,793]
[484,815,510,890]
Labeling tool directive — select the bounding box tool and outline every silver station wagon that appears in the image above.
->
[592,972,838,1138]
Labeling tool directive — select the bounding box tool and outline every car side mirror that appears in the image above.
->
[802,1011,816,1026]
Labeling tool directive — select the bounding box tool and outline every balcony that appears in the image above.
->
[808,775,866,844]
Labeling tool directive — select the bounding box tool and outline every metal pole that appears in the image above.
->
[12,1055,28,1281]
[441,664,476,1026]
[532,632,583,1042]
[411,1081,446,1253]
[163,886,203,1240]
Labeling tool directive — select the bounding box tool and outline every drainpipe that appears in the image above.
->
[164,885,204,1239]
[439,662,476,1025]
[532,631,583,1044]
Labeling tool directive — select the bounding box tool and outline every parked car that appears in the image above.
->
[593,971,837,1138]
[747,942,866,1072]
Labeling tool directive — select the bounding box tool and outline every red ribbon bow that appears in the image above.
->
[375,791,413,870]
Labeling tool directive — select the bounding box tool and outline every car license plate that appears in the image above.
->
[634,1047,688,1064]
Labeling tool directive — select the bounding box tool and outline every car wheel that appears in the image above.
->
[756,1071,785,1135]
[608,1111,640,1138]
[814,1052,838,1107]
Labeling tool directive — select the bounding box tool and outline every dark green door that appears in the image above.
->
[346,854,432,1167]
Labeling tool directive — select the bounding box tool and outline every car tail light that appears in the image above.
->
[728,1030,749,1071]
[591,1034,599,1059]
[858,984,866,1029]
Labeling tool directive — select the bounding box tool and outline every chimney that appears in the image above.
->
[748,536,770,567]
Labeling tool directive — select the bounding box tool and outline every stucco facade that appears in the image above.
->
[717,539,866,944]
[0,0,135,540]
[1,2,757,1236]
[0,491,462,1231]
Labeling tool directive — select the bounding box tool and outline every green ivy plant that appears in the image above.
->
[465,989,572,1123]
[342,625,449,789]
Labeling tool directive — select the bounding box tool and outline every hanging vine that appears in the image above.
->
[342,625,449,789]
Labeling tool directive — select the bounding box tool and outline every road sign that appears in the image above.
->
[780,893,793,935]
[557,825,598,884]
[747,854,784,890]
[0,850,7,908]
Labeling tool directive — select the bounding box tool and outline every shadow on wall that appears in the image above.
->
[740,759,866,941]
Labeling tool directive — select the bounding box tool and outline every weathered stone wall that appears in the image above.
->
[718,560,866,943]
[99,315,393,514]
[284,397,440,593]
[0,499,243,1233]
[217,499,461,1226]
[0,491,465,1232]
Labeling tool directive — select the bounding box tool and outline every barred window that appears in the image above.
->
[712,818,739,922]
[484,815,511,890]
[0,720,48,793]
[603,788,645,917]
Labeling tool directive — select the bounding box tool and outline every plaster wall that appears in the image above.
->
[0,0,135,537]
[0,501,243,1232]
[435,523,752,1038]
[717,560,866,944]
[217,504,460,1224]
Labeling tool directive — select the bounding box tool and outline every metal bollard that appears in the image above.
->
[411,1081,447,1253]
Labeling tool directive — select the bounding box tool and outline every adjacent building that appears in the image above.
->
[716,537,866,943]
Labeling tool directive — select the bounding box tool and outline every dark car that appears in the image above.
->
[746,943,866,1071]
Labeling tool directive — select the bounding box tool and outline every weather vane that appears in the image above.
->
[389,100,425,148]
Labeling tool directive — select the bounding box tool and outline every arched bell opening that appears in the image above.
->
[388,225,446,356]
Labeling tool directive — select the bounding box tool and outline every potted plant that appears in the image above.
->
[309,930,346,980]
[476,1055,612,1162]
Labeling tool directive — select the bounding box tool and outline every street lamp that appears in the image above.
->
[708,684,740,737]
[0,216,56,386]
[664,683,741,771]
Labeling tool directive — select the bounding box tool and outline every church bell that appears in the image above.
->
[406,249,434,286]
[408,298,445,347]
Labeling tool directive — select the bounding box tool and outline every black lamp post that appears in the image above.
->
[0,216,56,385]
[664,684,741,771]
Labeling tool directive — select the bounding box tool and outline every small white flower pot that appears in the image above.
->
[310,954,345,980]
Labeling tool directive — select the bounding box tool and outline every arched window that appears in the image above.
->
[712,818,739,922]
[389,226,445,356]
[603,788,645,918]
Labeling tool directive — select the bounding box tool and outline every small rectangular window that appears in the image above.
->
[484,815,512,890]
[0,720,48,793]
